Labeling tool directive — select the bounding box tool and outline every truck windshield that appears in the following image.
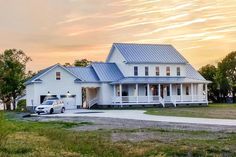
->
[42,101,54,105]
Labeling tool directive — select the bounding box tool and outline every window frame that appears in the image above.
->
[145,66,149,76]
[166,66,170,76]
[56,72,61,80]
[177,67,181,76]
[134,66,138,76]
[155,66,160,76]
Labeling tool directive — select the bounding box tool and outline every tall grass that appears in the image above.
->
[0,112,11,148]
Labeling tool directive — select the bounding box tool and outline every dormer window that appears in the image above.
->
[155,66,160,76]
[56,72,61,80]
[177,67,181,76]
[134,66,138,76]
[145,66,149,76]
[166,67,170,76]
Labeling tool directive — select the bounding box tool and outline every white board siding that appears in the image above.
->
[26,66,82,107]
[98,83,113,105]
[107,47,186,77]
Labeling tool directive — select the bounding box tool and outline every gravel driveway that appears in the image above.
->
[38,109,236,127]
[28,115,236,133]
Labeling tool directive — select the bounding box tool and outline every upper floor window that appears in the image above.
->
[134,66,138,76]
[177,67,181,76]
[155,66,160,76]
[56,72,61,80]
[145,66,149,76]
[166,67,170,76]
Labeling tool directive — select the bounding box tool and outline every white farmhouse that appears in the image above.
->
[25,43,210,110]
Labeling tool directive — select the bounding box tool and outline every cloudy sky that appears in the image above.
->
[0,0,235,71]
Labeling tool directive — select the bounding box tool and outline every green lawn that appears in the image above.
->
[145,103,236,119]
[1,112,236,156]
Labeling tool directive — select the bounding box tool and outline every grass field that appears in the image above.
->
[1,112,236,156]
[145,103,236,119]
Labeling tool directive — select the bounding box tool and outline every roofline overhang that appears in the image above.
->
[125,62,187,64]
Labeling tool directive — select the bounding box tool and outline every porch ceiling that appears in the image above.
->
[111,77,211,84]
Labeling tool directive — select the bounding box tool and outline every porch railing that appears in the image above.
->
[112,95,207,104]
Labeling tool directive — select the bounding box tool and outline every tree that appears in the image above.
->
[74,59,91,67]
[0,49,31,110]
[199,64,219,102]
[218,51,236,103]
[64,62,72,67]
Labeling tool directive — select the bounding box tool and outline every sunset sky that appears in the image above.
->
[0,0,235,71]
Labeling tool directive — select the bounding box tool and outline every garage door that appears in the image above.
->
[61,95,76,110]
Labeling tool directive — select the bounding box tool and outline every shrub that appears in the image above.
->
[16,99,26,112]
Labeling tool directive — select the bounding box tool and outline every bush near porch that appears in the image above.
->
[145,103,236,119]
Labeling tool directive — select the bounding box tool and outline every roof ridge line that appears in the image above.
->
[113,42,173,46]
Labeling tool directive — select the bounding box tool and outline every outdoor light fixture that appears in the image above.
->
[47,91,51,96]
[67,91,71,97]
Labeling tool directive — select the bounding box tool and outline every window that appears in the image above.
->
[177,67,181,76]
[167,86,170,96]
[186,86,189,95]
[155,66,160,76]
[145,66,149,76]
[177,86,181,95]
[134,66,138,76]
[56,72,61,80]
[166,67,170,76]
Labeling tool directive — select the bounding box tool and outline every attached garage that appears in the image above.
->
[60,95,77,109]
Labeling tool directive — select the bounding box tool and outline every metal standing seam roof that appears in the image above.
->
[111,77,210,84]
[111,43,188,64]
[185,64,206,81]
[91,62,124,82]
[66,66,100,82]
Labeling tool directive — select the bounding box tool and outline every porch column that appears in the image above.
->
[169,84,172,97]
[147,84,150,103]
[191,83,194,102]
[113,85,116,96]
[119,84,122,104]
[113,85,116,103]
[205,84,208,102]
[158,84,161,98]
[180,84,183,102]
[136,84,138,103]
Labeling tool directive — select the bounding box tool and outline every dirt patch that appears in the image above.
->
[111,131,229,142]
[25,116,236,133]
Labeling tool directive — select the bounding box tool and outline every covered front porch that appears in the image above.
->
[112,83,208,107]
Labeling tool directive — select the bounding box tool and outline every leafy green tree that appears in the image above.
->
[0,49,31,110]
[218,51,236,102]
[199,64,219,102]
[74,59,91,67]
[215,66,230,103]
